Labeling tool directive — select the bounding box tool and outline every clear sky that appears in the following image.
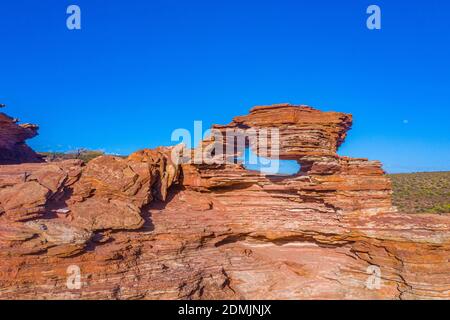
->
[1,0,449,173]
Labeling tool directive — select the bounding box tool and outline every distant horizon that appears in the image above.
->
[33,136,449,175]
[7,99,450,174]
[1,0,449,173]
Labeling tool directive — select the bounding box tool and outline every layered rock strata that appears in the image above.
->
[0,105,43,164]
[0,104,448,300]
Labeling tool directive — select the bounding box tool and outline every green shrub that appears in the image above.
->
[40,149,106,163]
[427,204,450,214]
[388,171,450,214]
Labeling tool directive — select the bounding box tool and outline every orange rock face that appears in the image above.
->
[0,104,449,300]
[0,106,43,164]
[213,104,352,159]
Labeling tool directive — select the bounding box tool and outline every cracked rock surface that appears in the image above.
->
[0,106,43,164]
[0,104,448,299]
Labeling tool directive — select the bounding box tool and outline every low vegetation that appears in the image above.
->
[40,148,106,163]
[388,171,450,214]
[38,149,449,214]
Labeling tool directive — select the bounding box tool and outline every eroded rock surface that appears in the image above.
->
[0,105,43,164]
[0,104,449,300]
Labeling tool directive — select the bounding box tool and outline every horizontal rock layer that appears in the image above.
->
[0,106,43,164]
[0,104,448,300]
[212,104,352,159]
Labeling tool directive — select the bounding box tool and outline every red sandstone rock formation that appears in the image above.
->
[0,105,43,164]
[0,104,449,300]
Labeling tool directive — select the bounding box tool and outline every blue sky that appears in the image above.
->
[0,0,449,173]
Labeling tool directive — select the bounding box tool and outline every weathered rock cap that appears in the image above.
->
[0,105,43,164]
[213,104,352,160]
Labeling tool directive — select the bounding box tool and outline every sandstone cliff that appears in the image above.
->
[0,105,43,164]
[0,104,448,300]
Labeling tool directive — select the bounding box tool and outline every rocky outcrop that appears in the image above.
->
[0,104,449,300]
[185,104,394,216]
[0,105,43,164]
[212,104,352,159]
